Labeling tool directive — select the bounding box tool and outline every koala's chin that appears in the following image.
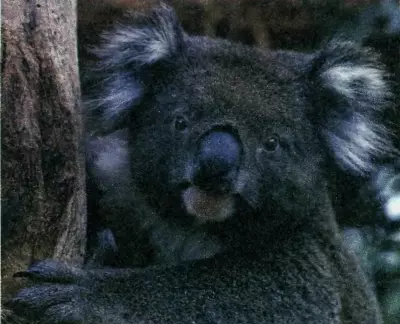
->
[182,186,236,224]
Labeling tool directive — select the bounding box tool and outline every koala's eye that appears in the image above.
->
[174,116,188,131]
[263,135,280,152]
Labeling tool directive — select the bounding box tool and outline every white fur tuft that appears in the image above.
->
[326,116,393,175]
[99,75,142,122]
[317,41,396,176]
[96,24,177,67]
[385,195,400,221]
[93,4,182,67]
[88,131,132,190]
[85,5,183,133]
[373,168,400,220]
[323,65,386,100]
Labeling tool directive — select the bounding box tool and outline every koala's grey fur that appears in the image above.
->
[8,4,398,323]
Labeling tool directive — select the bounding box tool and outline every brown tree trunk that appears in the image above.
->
[1,0,86,303]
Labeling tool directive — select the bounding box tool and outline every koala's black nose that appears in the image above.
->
[193,130,241,192]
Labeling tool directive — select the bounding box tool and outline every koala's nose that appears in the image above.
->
[193,130,242,192]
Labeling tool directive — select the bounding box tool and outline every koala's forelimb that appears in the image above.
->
[6,227,381,324]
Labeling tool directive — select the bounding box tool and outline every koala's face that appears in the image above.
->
[124,55,323,224]
[84,5,396,226]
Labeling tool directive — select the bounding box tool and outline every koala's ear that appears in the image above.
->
[308,41,397,176]
[83,4,185,135]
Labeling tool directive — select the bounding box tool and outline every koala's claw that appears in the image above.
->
[5,260,88,323]
[12,259,85,283]
[5,283,85,323]
[13,270,40,278]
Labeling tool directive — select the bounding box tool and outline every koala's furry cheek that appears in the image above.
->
[182,187,235,224]
[87,131,132,190]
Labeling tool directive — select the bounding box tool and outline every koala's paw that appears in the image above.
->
[86,228,118,268]
[5,260,88,323]
[13,259,86,282]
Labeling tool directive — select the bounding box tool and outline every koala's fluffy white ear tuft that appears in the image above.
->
[94,4,184,68]
[83,4,185,135]
[310,41,397,176]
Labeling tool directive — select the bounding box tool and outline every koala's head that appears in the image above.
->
[84,5,397,228]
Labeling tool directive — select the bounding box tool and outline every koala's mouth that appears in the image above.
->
[180,184,236,224]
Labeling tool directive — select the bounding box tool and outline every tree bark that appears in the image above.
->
[1,0,86,303]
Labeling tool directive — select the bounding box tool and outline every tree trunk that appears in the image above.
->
[1,0,86,304]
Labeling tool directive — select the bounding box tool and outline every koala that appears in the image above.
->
[7,4,397,323]
[81,2,400,269]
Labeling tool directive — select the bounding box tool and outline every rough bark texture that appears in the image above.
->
[1,0,86,304]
